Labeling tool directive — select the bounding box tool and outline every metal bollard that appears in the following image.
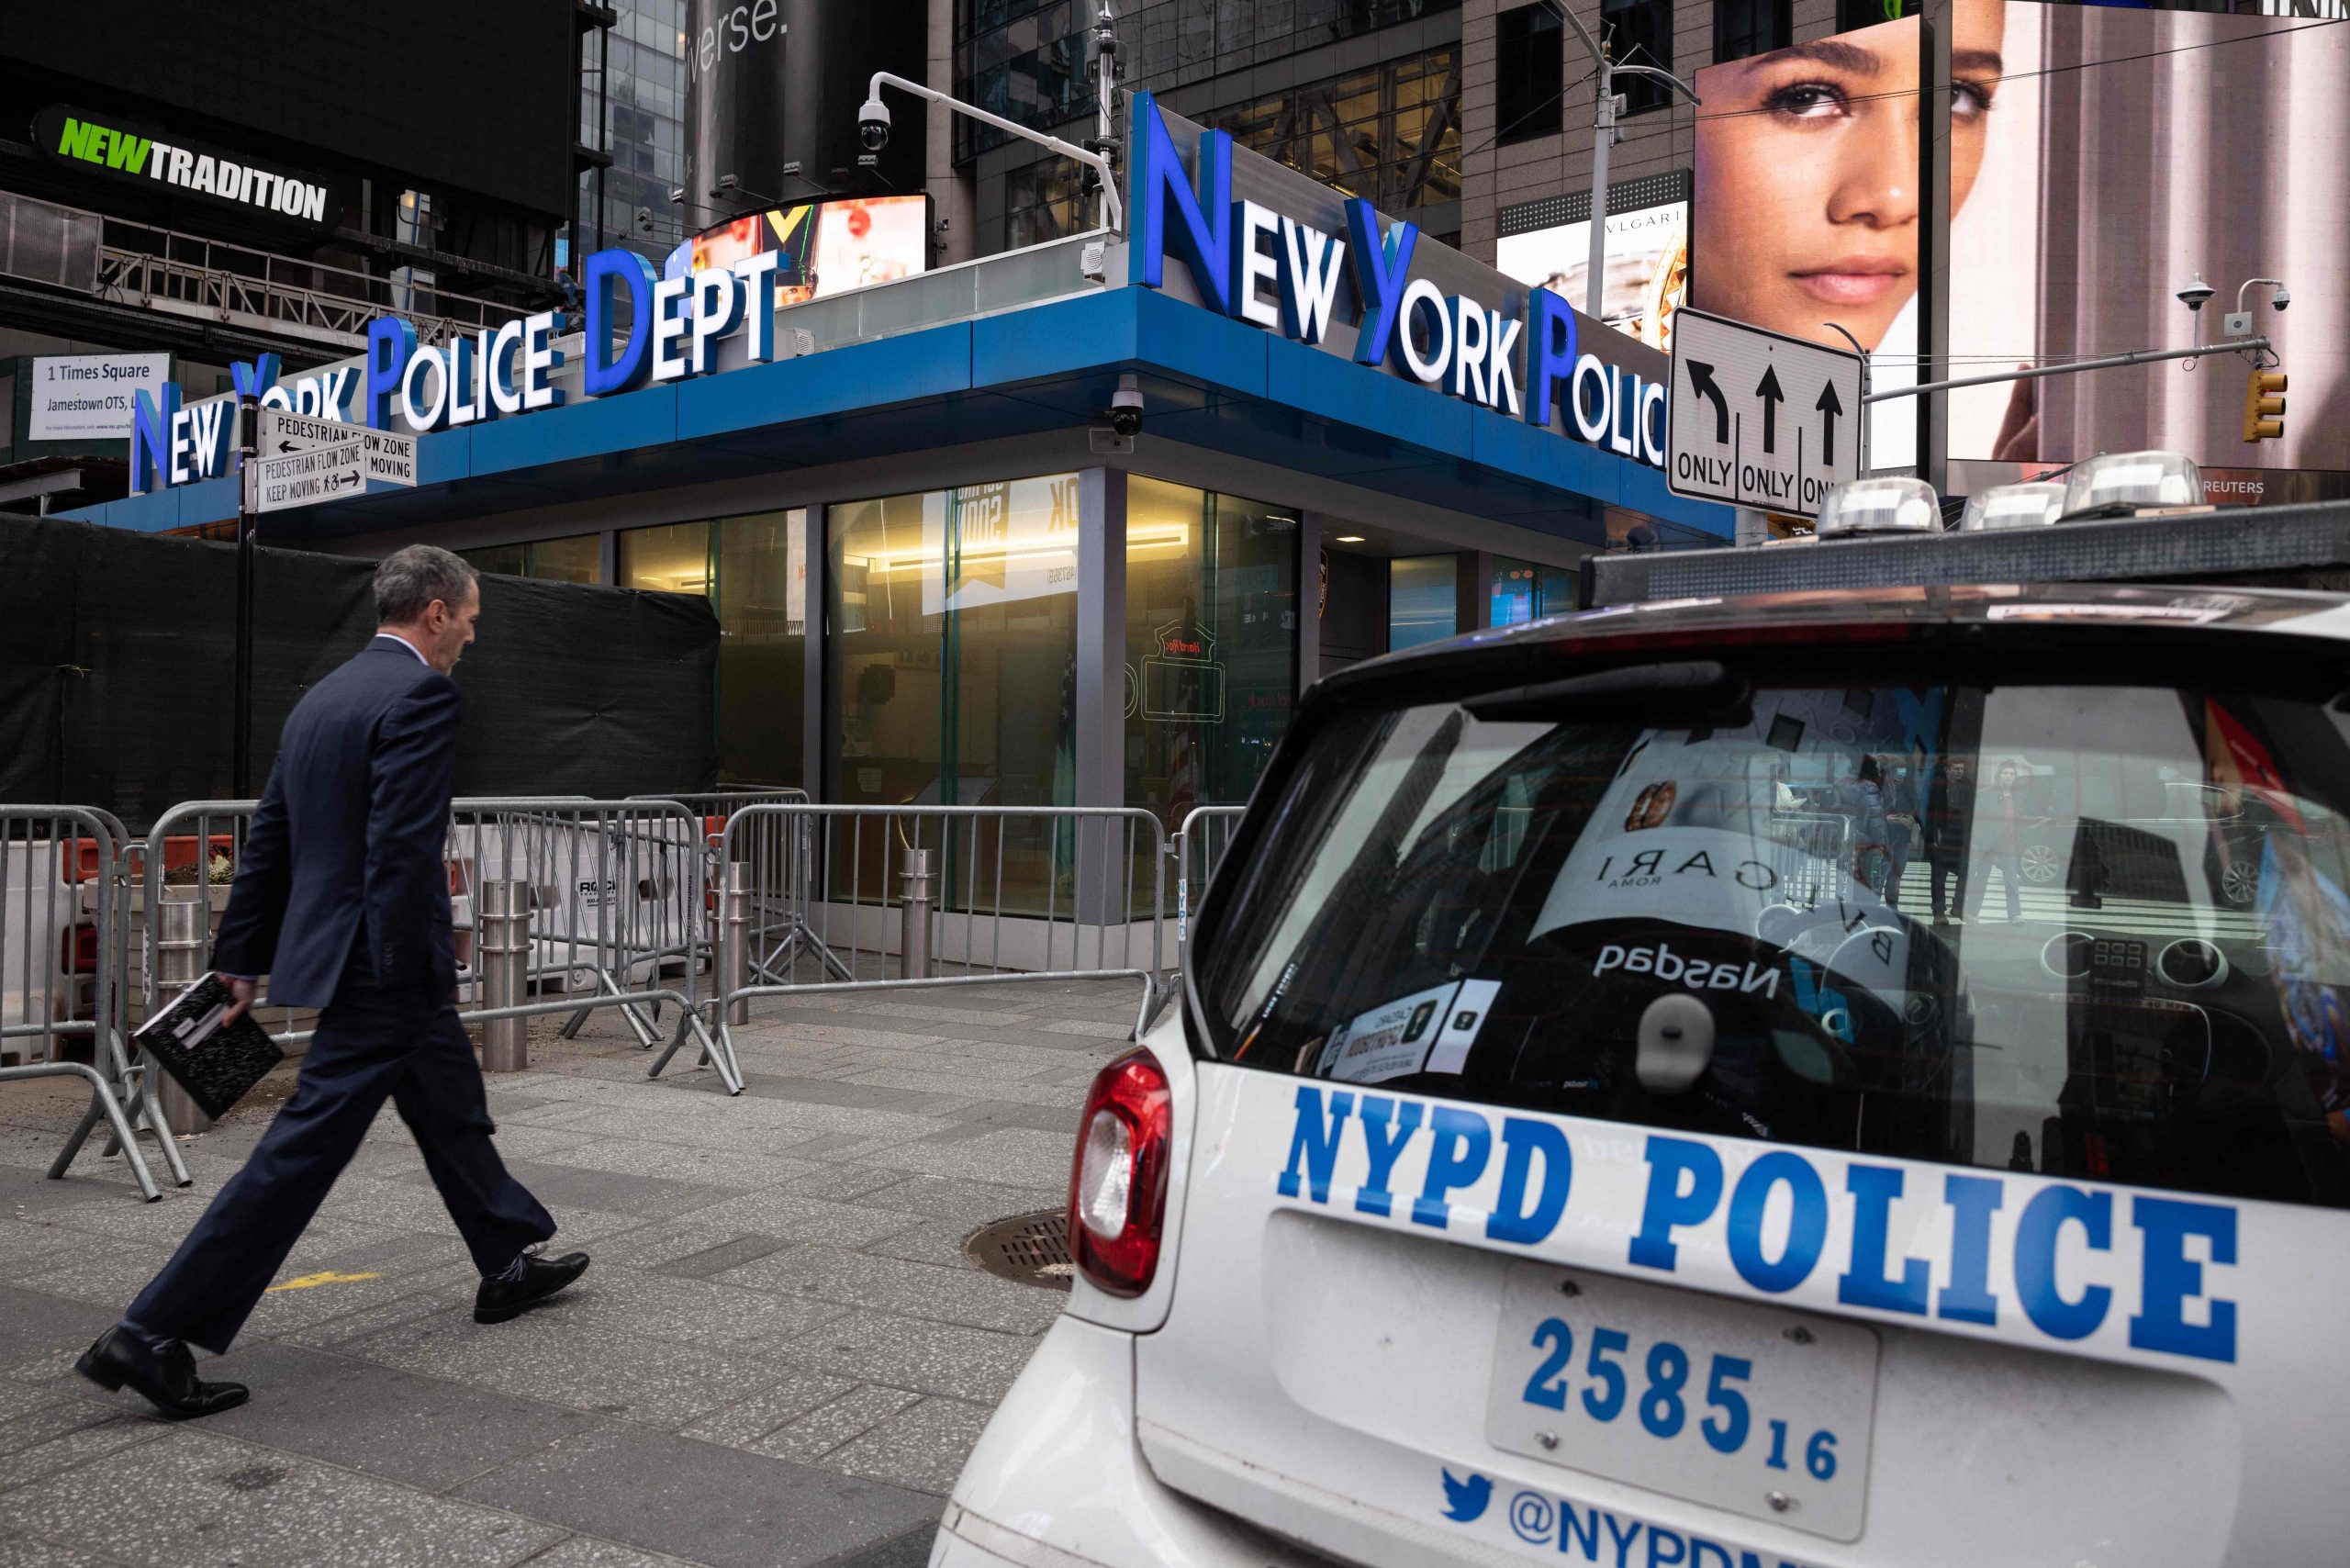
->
[477,879,532,1072]
[154,891,212,1136]
[719,861,750,1026]
[899,848,932,980]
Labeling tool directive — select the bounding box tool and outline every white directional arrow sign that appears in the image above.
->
[1666,308,1863,519]
[255,408,417,488]
[248,440,364,513]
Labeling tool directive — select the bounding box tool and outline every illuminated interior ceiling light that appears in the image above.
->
[1334,534,1367,543]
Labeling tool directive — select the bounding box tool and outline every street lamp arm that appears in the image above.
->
[1609,62,1701,105]
[865,71,1123,230]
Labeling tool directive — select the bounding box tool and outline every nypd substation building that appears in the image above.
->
[71,99,1728,823]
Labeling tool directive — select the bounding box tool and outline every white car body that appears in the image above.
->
[935,585,2350,1568]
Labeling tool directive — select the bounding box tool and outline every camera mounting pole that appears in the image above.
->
[860,69,1124,232]
[1545,0,1699,322]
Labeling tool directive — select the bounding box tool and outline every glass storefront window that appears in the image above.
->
[1124,478,1298,832]
[618,520,712,595]
[620,515,805,788]
[460,532,600,584]
[1489,554,1578,628]
[830,476,1082,912]
[1389,554,1457,650]
[715,511,807,788]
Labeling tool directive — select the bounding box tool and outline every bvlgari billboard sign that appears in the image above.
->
[32,104,337,228]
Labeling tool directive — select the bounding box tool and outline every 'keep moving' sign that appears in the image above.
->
[1667,308,1863,519]
[255,408,418,490]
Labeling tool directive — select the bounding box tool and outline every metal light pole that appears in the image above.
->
[232,392,257,798]
[860,4,1124,235]
[1548,1,1699,321]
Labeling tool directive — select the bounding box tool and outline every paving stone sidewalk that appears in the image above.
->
[0,978,1147,1568]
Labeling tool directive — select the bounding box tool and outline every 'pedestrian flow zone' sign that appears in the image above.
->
[1666,308,1863,519]
[247,409,418,512]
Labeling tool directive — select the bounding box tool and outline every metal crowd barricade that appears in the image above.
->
[1174,805,1248,958]
[3,805,181,1201]
[442,798,739,1091]
[1762,811,1853,911]
[710,803,1170,1051]
[627,789,847,987]
[140,796,744,1101]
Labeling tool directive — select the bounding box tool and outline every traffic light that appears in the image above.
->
[2243,369,2288,442]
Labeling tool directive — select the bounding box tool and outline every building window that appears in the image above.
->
[1124,478,1298,834]
[618,519,712,595]
[1838,0,1916,31]
[461,533,601,585]
[828,476,1081,812]
[1003,158,1091,249]
[1488,556,1578,628]
[619,514,809,787]
[828,476,1081,915]
[1495,6,1565,146]
[1601,0,1674,115]
[1389,555,1457,650]
[1717,0,1791,62]
[1206,46,1463,216]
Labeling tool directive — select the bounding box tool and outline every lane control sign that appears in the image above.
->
[1667,308,1863,519]
[255,408,417,488]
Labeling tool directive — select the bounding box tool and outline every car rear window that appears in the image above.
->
[1195,676,2350,1209]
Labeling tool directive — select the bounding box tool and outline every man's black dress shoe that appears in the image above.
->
[475,1250,590,1324]
[76,1327,249,1418]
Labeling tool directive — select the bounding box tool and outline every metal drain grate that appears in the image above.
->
[966,1208,1074,1291]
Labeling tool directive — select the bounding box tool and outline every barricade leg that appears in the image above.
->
[20,1063,162,1203]
[648,1007,743,1095]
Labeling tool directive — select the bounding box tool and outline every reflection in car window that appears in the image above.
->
[1202,682,2350,1208]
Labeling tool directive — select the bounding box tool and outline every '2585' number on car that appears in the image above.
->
[1520,1316,1841,1481]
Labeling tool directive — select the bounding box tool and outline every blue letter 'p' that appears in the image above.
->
[1629,1136,1724,1271]
[1525,287,1578,430]
[364,319,416,430]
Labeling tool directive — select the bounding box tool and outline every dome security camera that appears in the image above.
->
[2272,285,2291,312]
[857,98,890,153]
[1108,375,1143,439]
[2177,274,2214,312]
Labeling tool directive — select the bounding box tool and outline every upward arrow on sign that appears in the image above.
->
[1684,360,1729,443]
[1815,381,1844,467]
[1754,364,1785,454]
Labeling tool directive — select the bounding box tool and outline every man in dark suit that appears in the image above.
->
[77,545,587,1418]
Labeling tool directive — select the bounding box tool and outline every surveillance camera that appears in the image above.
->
[1108,375,1143,438]
[2272,285,2291,312]
[2177,274,2214,312]
[857,98,890,153]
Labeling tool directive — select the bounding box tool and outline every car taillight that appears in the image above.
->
[1068,1048,1171,1297]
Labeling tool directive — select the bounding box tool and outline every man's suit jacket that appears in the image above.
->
[212,638,462,1011]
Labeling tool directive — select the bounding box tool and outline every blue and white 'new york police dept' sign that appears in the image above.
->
[129,92,1667,495]
[1125,92,1669,470]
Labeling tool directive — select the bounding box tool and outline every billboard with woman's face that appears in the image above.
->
[1693,4,2348,495]
[1692,0,2006,471]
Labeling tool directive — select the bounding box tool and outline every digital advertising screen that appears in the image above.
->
[1949,6,2346,498]
[676,196,930,305]
[1495,199,1688,351]
[1692,3,2347,495]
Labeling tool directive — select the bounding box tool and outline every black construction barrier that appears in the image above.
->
[0,516,717,830]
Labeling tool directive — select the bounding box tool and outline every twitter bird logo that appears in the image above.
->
[1440,1470,1493,1523]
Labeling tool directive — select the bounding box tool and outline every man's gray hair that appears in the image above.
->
[375,544,477,626]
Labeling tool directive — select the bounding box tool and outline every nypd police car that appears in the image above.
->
[933,583,2350,1568]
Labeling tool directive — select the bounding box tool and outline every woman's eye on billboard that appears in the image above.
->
[1690,0,2007,358]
